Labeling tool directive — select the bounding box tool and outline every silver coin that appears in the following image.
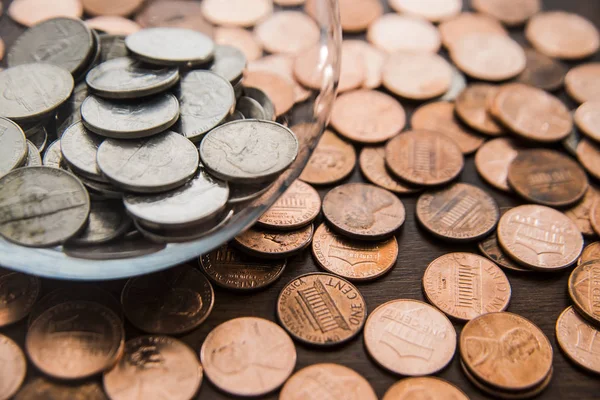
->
[0,117,27,178]
[97,130,199,193]
[243,87,275,121]
[225,110,245,122]
[63,231,165,260]
[210,45,246,84]
[236,96,267,119]
[60,121,107,182]
[22,141,42,167]
[134,210,233,243]
[125,27,215,66]
[74,29,102,83]
[70,201,131,245]
[26,124,48,152]
[99,34,128,63]
[440,66,467,101]
[201,120,298,183]
[0,64,74,122]
[55,81,89,136]
[234,79,244,99]
[124,167,229,229]
[228,180,275,204]
[81,94,180,139]
[42,140,67,169]
[87,57,180,99]
[0,167,91,247]
[78,176,123,200]
[8,17,94,75]
[175,70,235,142]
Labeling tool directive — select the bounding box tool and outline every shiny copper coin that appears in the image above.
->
[200,317,296,397]
[300,130,356,185]
[306,0,383,33]
[215,27,262,62]
[389,0,462,23]
[199,243,286,290]
[424,253,511,321]
[85,16,141,35]
[575,102,600,142]
[385,130,464,187]
[8,0,83,27]
[439,12,507,49]
[234,224,313,259]
[565,187,599,237]
[556,306,600,374]
[359,146,420,194]
[455,84,505,136]
[367,14,441,54]
[579,242,600,265]
[337,42,367,93]
[0,38,4,62]
[322,183,405,241]
[507,149,588,207]
[135,0,214,36]
[277,272,366,346]
[569,260,600,326]
[243,70,295,116]
[82,0,142,16]
[364,299,456,376]
[577,138,600,181]
[26,301,124,380]
[478,232,531,272]
[498,205,584,271]
[526,11,600,60]
[249,54,310,102]
[103,336,202,400]
[516,48,567,91]
[0,334,26,400]
[417,183,499,242]
[492,83,573,143]
[460,311,553,391]
[257,180,321,230]
[592,198,600,236]
[472,0,540,26]
[15,379,107,400]
[255,11,319,55]
[280,363,377,400]
[565,63,600,104]
[0,269,40,327]
[201,0,273,27]
[343,40,385,90]
[475,137,520,192]
[331,89,406,144]
[411,101,485,154]
[383,377,469,400]
[276,0,304,5]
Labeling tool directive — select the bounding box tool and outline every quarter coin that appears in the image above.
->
[389,0,461,22]
[257,180,321,230]
[254,11,319,55]
[383,377,469,400]
[201,0,273,27]
[200,317,296,397]
[60,121,106,182]
[475,137,520,192]
[439,12,507,49]
[575,102,600,142]
[300,130,356,185]
[565,187,599,237]
[472,0,541,26]
[565,63,600,104]
[277,272,367,346]
[579,242,600,265]
[367,14,441,54]
[359,146,420,194]
[0,334,26,400]
[0,269,40,327]
[0,117,27,178]
[8,0,83,27]
[516,48,567,91]
[15,379,107,400]
[70,201,131,245]
[569,260,600,326]
[455,84,505,136]
[234,224,314,259]
[556,306,600,374]
[364,299,456,376]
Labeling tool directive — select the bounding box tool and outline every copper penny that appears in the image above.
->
[367,14,441,54]
[254,11,319,55]
[275,0,304,5]
[135,1,214,36]
[306,0,382,33]
[507,149,588,207]
[26,301,124,380]
[201,0,272,27]
[8,0,83,27]
[103,336,202,400]
[492,83,573,143]
[577,138,600,181]
[411,101,485,154]
[322,183,406,241]
[424,253,511,321]
[280,363,377,400]
[382,52,452,100]
[461,311,553,391]
[0,38,4,62]
[249,54,310,102]
[200,317,296,396]
[359,146,421,194]
[343,40,385,89]
[478,231,531,273]
[312,223,398,282]
[455,84,505,136]
[277,272,366,346]
[575,102,600,142]
[243,70,295,116]
[475,137,520,192]
[199,243,286,291]
[15,379,107,400]
[556,306,600,374]
[234,224,314,259]
[330,89,406,144]
[472,0,541,26]
[385,130,464,187]
[592,197,600,236]
[0,269,40,327]
[364,299,456,376]
[389,0,461,23]
[337,42,367,93]
[498,205,584,271]
[417,183,499,242]
[439,12,507,49]
[85,16,141,35]
[0,334,26,400]
[300,130,356,185]
[383,377,469,400]
[526,11,600,60]
[579,242,600,265]
[569,260,600,326]
[565,63,600,104]
[516,48,567,92]
[450,33,526,81]
[565,187,599,237]
[215,27,263,62]
[257,180,321,230]
[82,0,142,16]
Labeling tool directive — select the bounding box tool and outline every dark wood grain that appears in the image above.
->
[1,1,600,399]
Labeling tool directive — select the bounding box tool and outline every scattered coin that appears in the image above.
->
[201,0,273,27]
[15,379,107,400]
[22,141,41,167]
[234,224,313,259]
[41,139,65,168]
[300,130,356,185]
[566,63,600,104]
[85,16,141,35]
[98,34,128,63]
[0,117,27,178]
[475,137,520,192]
[210,45,246,85]
[579,242,600,265]
[367,14,441,54]
[569,260,600,326]
[255,11,319,55]
[60,121,106,182]
[10,0,81,27]
[257,180,321,230]
[70,201,131,245]
[455,84,505,136]
[364,299,456,376]
[27,124,47,152]
[359,146,420,194]
[63,231,165,260]
[215,27,263,62]
[0,269,40,327]
[337,42,367,92]
[383,377,469,400]
[516,48,567,91]
[0,334,26,400]
[439,12,507,49]
[276,0,305,5]
[343,40,385,89]
[441,66,467,102]
[478,231,531,272]
[249,54,310,102]
[498,205,584,271]
[472,0,540,26]
[556,306,600,374]
[575,102,600,143]
[338,0,383,32]
[243,70,295,116]
[389,0,461,22]
[135,0,213,36]
[577,138,600,181]
[565,187,599,237]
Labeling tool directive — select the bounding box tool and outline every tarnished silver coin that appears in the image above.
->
[27,124,48,152]
[99,34,128,63]
[42,140,66,169]
[210,45,246,84]
[236,96,267,120]
[126,27,215,66]
[80,177,123,200]
[228,180,275,204]
[60,121,106,182]
[201,120,298,183]
[244,87,276,121]
[0,167,90,247]
[124,168,229,229]
[55,81,88,137]
[70,201,131,245]
[22,141,42,167]
[97,130,199,193]
[81,94,180,139]
[134,210,233,243]
[0,117,27,178]
[86,57,180,99]
[75,29,102,83]
[0,64,74,122]
[175,70,235,142]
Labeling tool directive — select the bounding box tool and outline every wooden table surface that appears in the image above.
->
[1,0,600,399]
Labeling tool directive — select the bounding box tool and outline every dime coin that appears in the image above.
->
[121,265,214,335]
[201,0,273,27]
[85,16,141,35]
[42,140,66,169]
[367,14,441,54]
[365,299,456,376]
[478,233,531,272]
[136,0,214,36]
[312,223,397,281]
[577,138,600,181]
[439,12,507,49]
[243,70,295,116]
[385,130,464,187]
[97,131,199,193]
[575,102,600,142]
[200,244,287,290]
[330,89,405,144]
[82,0,143,17]
[359,146,420,195]
[569,260,600,326]
[475,137,520,192]
[26,301,124,380]
[125,27,215,66]
[81,94,180,139]
[565,63,600,104]
[460,311,553,391]
[343,40,385,90]
[556,306,600,374]
[277,273,366,345]
[507,149,588,207]
[15,379,107,400]
[498,205,584,271]
[280,363,377,400]
[70,201,131,245]
[60,121,106,182]
[382,52,452,100]
[0,334,26,400]
[0,117,27,178]
[8,0,83,27]
[249,54,310,102]
[322,183,406,241]
[579,242,600,265]
[526,11,600,60]
[0,269,40,327]
[455,84,505,136]
[472,0,540,26]
[257,180,320,230]
[255,11,319,55]
[389,0,461,22]
[383,377,469,400]
[417,183,499,242]
[0,167,90,247]
[492,83,573,143]
[98,34,128,63]
[565,187,599,237]
[424,253,511,321]
[516,48,567,91]
[210,45,247,84]
[201,317,295,396]
[215,27,263,62]
[234,224,314,259]
[300,130,356,185]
